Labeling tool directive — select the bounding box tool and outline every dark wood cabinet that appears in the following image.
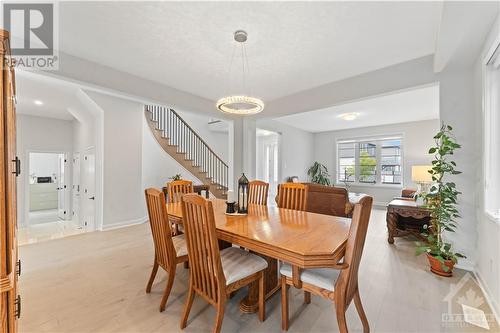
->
[0,29,19,333]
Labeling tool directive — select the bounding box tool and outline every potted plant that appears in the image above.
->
[307,161,331,186]
[415,124,465,277]
[170,174,182,181]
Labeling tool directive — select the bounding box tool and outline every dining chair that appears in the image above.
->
[166,180,194,235]
[277,183,308,211]
[166,179,194,203]
[248,180,269,205]
[144,188,189,312]
[180,194,268,333]
[280,196,373,333]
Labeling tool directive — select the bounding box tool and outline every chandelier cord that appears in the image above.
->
[224,42,237,97]
[243,42,252,96]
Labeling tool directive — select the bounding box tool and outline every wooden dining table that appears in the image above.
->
[166,199,351,313]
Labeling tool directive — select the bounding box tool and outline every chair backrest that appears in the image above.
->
[181,194,225,304]
[248,180,269,205]
[166,180,194,203]
[335,196,373,307]
[144,188,176,270]
[304,183,350,217]
[277,183,308,211]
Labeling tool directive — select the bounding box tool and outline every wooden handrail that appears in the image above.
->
[145,105,228,194]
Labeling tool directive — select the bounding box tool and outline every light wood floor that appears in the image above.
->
[19,209,498,333]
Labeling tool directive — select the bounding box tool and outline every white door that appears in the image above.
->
[72,153,81,226]
[57,153,67,220]
[81,148,96,230]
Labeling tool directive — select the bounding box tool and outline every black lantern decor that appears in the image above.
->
[237,173,249,214]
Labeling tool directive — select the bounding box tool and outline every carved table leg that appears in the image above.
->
[386,211,397,244]
[239,254,279,313]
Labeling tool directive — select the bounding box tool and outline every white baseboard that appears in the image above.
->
[373,201,388,208]
[101,216,148,231]
[455,259,475,272]
[473,269,500,327]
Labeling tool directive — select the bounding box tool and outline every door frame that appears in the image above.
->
[24,149,71,227]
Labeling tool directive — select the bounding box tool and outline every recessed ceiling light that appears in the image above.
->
[338,112,360,121]
[34,100,43,106]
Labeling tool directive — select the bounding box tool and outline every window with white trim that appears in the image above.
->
[337,137,403,185]
[484,41,500,220]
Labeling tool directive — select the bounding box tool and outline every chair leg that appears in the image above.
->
[213,299,225,333]
[180,285,195,329]
[304,291,311,304]
[159,266,176,312]
[146,260,159,293]
[335,302,348,333]
[354,289,370,333]
[281,275,289,331]
[258,271,265,322]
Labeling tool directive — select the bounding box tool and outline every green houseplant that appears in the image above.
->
[307,161,331,186]
[170,174,182,181]
[416,124,465,276]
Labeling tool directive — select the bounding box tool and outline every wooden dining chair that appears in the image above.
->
[166,179,194,203]
[144,188,189,312]
[280,196,373,333]
[180,194,268,333]
[277,183,308,211]
[248,180,269,205]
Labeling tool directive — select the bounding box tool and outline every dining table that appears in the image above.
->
[165,198,352,313]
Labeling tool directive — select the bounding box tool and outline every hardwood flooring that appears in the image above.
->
[18,209,498,332]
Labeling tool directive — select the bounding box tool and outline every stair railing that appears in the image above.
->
[145,105,228,194]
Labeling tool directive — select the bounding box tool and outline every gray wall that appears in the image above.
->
[313,119,440,205]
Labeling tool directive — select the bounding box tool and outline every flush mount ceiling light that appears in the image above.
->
[338,112,360,121]
[216,30,264,115]
[34,100,43,106]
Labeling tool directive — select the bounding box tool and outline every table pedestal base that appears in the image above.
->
[238,253,279,313]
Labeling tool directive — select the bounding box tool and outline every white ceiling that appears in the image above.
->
[59,2,442,102]
[16,71,78,121]
[274,85,439,133]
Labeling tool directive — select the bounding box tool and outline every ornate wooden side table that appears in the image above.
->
[386,199,431,244]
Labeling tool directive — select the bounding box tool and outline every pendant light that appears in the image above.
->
[216,30,264,115]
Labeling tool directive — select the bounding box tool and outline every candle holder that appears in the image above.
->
[226,201,237,214]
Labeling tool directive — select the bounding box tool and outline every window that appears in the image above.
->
[380,139,402,184]
[484,41,500,220]
[338,142,355,182]
[337,136,403,185]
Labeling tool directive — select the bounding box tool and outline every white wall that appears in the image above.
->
[256,119,314,183]
[313,119,440,205]
[29,153,59,179]
[475,13,500,320]
[16,114,74,226]
[84,91,146,230]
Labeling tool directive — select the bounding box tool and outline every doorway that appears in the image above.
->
[256,129,281,201]
[19,151,84,245]
[27,152,67,224]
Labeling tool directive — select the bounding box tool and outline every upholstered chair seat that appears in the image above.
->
[171,234,188,257]
[220,247,268,285]
[280,263,340,292]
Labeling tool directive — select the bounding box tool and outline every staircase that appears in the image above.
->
[145,105,228,199]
